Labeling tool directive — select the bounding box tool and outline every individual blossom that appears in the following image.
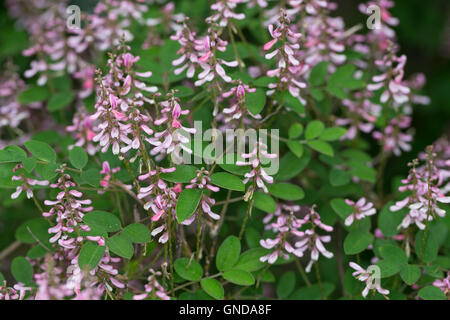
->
[146,93,196,161]
[206,0,246,27]
[344,197,377,226]
[218,80,260,126]
[145,2,185,34]
[194,28,239,91]
[66,108,98,156]
[170,21,202,78]
[260,204,306,264]
[10,164,49,199]
[99,161,121,188]
[263,10,306,104]
[293,205,334,272]
[433,273,450,296]
[137,165,176,212]
[0,281,32,300]
[236,139,277,194]
[133,269,170,300]
[335,95,381,140]
[391,147,450,230]
[373,115,413,156]
[0,66,33,129]
[184,168,221,224]
[91,49,155,155]
[43,167,94,247]
[247,0,269,9]
[368,51,411,106]
[148,190,178,244]
[349,262,390,298]
[302,12,347,69]
[359,0,398,52]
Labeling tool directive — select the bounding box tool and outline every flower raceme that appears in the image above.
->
[260,205,334,272]
[236,140,277,194]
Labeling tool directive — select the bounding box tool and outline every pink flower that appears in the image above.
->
[349,262,390,298]
[236,140,277,193]
[344,198,377,226]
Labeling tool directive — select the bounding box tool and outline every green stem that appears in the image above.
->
[295,257,311,287]
[315,262,326,300]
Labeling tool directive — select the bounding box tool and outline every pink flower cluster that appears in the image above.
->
[237,140,277,193]
[260,205,334,272]
[391,147,450,230]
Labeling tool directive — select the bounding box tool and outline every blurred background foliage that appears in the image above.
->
[0,0,449,262]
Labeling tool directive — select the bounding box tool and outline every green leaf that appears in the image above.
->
[17,86,49,104]
[11,256,33,284]
[210,172,245,192]
[122,223,151,243]
[307,140,334,156]
[344,230,374,255]
[418,286,447,300]
[106,234,134,259]
[83,210,122,232]
[48,91,74,111]
[310,88,325,101]
[328,65,356,87]
[330,198,353,220]
[81,168,101,187]
[329,168,350,186]
[376,259,401,278]
[234,248,267,272]
[69,146,88,170]
[287,141,304,158]
[172,85,194,98]
[24,140,56,163]
[289,283,335,300]
[35,162,58,180]
[27,245,49,259]
[267,183,304,200]
[326,85,347,99]
[305,120,325,140]
[259,270,276,283]
[15,218,51,244]
[216,236,241,272]
[22,157,37,173]
[246,88,266,115]
[78,242,106,270]
[0,272,4,283]
[283,92,305,115]
[288,123,304,139]
[400,265,421,285]
[174,258,203,281]
[277,271,296,299]
[253,192,276,213]
[378,201,404,237]
[379,245,408,266]
[319,127,347,141]
[200,278,224,300]
[415,231,439,263]
[222,269,255,286]
[309,61,329,86]
[275,150,311,181]
[176,189,203,223]
[0,145,27,163]
[159,165,197,183]
[348,161,376,183]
